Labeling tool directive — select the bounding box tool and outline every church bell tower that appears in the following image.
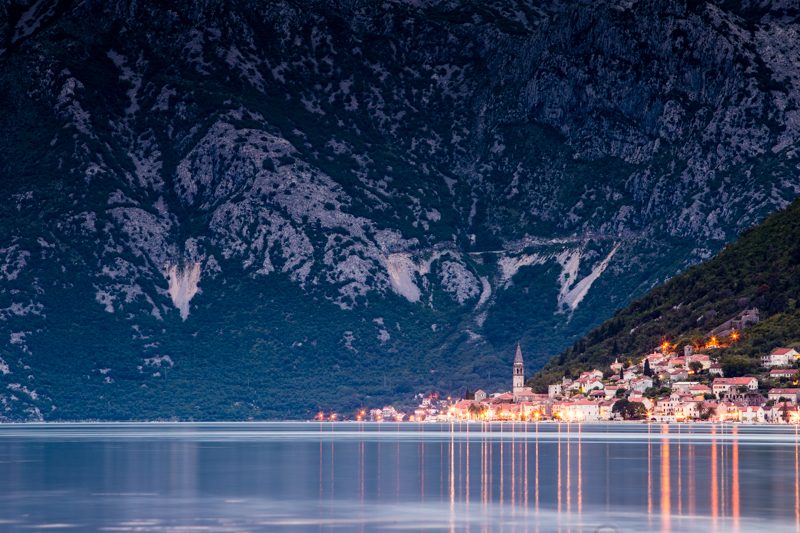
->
[513,342,524,397]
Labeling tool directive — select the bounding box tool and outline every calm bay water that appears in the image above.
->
[0,422,798,532]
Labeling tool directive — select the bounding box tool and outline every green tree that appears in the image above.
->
[468,403,487,419]
[699,407,716,421]
[612,399,647,420]
[722,356,757,377]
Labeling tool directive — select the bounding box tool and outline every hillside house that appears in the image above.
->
[666,369,689,382]
[769,368,799,380]
[629,376,654,393]
[687,353,712,370]
[622,368,639,381]
[689,384,712,397]
[768,388,800,403]
[761,348,799,367]
[579,369,604,381]
[667,357,686,369]
[672,381,698,393]
[548,383,562,398]
[569,376,604,393]
[712,377,758,396]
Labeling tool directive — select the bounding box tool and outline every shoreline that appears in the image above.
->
[1,419,799,426]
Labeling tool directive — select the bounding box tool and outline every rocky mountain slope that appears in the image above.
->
[530,196,800,390]
[0,0,799,419]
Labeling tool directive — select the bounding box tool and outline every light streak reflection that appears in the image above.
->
[732,425,739,531]
[711,424,718,529]
[660,424,670,532]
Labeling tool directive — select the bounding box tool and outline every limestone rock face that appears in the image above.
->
[0,0,798,419]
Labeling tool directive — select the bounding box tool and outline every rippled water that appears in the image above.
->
[0,422,798,532]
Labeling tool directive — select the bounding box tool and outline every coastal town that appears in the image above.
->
[348,337,800,425]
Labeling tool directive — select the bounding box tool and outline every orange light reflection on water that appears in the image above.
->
[310,420,800,533]
[647,422,653,528]
[660,424,670,533]
[794,425,800,531]
[465,423,470,507]
[732,425,739,531]
[711,425,718,529]
[535,422,540,514]
[449,422,455,533]
[578,423,583,516]
[688,442,696,517]
[557,423,562,514]
[566,423,571,514]
[499,423,504,506]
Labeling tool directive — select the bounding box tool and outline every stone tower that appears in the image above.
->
[513,342,524,398]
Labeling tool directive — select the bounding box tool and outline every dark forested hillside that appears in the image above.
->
[531,197,800,390]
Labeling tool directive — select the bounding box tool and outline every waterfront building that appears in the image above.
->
[554,400,600,422]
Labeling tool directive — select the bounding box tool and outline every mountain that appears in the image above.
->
[530,197,800,391]
[0,0,799,420]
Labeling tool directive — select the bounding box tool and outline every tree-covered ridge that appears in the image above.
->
[531,197,800,391]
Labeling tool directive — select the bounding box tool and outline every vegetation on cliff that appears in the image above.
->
[531,197,800,391]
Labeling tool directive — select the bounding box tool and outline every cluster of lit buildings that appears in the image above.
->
[395,343,800,424]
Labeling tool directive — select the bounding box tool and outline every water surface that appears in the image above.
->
[0,422,797,532]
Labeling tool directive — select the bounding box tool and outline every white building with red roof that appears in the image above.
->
[769,368,799,380]
[712,376,758,396]
[686,353,712,370]
[689,384,712,397]
[629,376,653,393]
[761,348,799,368]
[665,368,689,382]
[741,405,766,423]
[768,388,800,403]
[667,357,686,369]
[554,400,600,422]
